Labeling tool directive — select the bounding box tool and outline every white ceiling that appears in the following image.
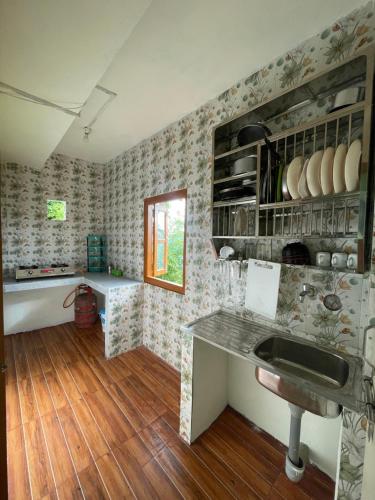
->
[0,0,151,168]
[1,0,368,168]
[57,0,368,164]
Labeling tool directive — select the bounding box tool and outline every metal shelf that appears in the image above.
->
[259,191,359,210]
[213,171,256,185]
[213,197,256,208]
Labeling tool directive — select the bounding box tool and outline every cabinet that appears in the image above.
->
[212,47,375,273]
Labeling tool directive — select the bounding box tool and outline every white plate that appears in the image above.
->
[320,147,335,195]
[345,139,361,192]
[306,150,324,197]
[333,143,348,193]
[234,207,248,235]
[297,158,310,199]
[286,156,303,200]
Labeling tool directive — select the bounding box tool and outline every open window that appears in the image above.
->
[144,189,187,294]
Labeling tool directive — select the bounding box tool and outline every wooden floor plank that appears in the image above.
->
[6,382,21,432]
[78,463,110,500]
[85,389,135,447]
[70,397,109,461]
[199,430,272,498]
[57,405,93,473]
[23,418,56,498]
[113,444,158,499]
[191,438,261,499]
[95,452,135,498]
[7,426,32,500]
[41,412,77,487]
[155,446,209,500]
[68,360,103,394]
[32,374,55,416]
[7,323,335,500]
[18,376,39,423]
[106,382,148,432]
[116,376,158,424]
[143,457,184,500]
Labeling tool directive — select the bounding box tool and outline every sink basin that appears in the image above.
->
[254,335,349,390]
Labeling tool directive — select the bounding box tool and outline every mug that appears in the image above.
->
[331,252,347,269]
[316,252,331,267]
[347,253,358,270]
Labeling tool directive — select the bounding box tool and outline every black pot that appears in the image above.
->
[282,242,310,265]
[237,123,272,147]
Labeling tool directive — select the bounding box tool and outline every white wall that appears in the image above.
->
[3,287,105,335]
[227,355,341,479]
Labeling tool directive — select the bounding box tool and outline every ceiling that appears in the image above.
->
[1,0,368,168]
[0,0,151,168]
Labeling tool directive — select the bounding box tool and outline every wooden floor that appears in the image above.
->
[5,321,335,500]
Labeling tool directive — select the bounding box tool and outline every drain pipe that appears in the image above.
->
[285,403,306,482]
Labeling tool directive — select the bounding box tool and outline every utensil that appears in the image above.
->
[286,156,303,200]
[330,86,365,113]
[231,155,257,176]
[323,294,342,311]
[218,185,255,200]
[345,139,361,192]
[282,164,291,201]
[276,163,284,202]
[282,241,310,265]
[297,158,310,199]
[320,147,335,195]
[219,245,235,259]
[331,252,347,269]
[333,143,348,193]
[347,253,358,270]
[237,123,272,147]
[306,150,324,197]
[316,252,331,267]
[234,207,248,236]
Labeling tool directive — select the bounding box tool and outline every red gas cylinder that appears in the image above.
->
[63,285,98,328]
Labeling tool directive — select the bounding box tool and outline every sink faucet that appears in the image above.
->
[299,283,316,303]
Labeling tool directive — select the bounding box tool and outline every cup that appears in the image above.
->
[331,252,347,269]
[347,253,358,270]
[316,252,331,267]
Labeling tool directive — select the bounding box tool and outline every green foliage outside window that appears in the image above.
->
[158,214,184,285]
[47,199,66,221]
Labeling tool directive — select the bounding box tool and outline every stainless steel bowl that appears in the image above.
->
[231,155,257,176]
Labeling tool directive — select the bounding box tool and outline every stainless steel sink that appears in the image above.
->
[254,335,349,389]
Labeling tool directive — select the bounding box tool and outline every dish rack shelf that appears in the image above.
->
[211,47,375,273]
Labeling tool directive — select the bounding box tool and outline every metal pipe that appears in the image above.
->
[288,403,305,465]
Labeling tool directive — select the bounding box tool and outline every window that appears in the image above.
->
[47,199,66,221]
[144,189,187,294]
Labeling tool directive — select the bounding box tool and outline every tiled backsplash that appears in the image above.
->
[212,262,367,356]
[1,154,104,276]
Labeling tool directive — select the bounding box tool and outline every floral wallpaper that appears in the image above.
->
[104,1,375,369]
[105,283,144,358]
[1,153,104,276]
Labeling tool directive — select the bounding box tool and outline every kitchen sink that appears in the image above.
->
[254,335,349,390]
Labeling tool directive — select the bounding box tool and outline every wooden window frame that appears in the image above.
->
[144,189,187,294]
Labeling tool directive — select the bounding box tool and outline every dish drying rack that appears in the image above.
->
[211,48,374,273]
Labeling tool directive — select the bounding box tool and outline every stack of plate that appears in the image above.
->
[284,139,361,200]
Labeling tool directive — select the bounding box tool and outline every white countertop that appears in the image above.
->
[3,272,142,294]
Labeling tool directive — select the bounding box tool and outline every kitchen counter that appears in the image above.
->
[3,272,143,359]
[3,272,141,293]
[182,309,363,416]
